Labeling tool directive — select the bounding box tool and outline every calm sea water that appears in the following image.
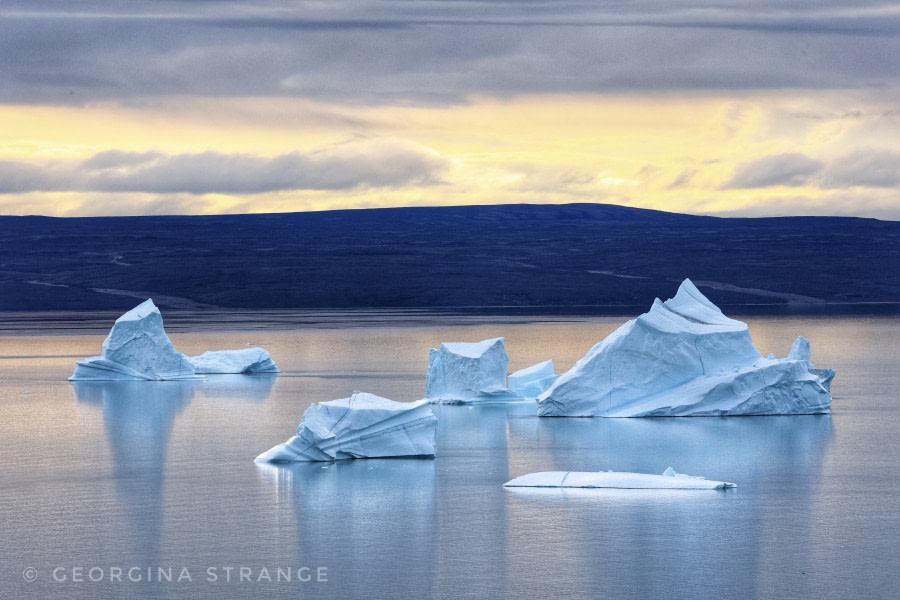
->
[0,314,897,599]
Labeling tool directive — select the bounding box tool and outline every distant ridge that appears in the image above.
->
[1,203,897,311]
[10,202,709,222]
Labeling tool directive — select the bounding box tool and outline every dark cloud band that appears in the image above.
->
[0,140,446,194]
[725,149,900,190]
[1,1,898,105]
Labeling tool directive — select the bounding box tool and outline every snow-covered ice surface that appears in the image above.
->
[508,359,557,399]
[425,337,514,403]
[537,279,835,417]
[256,392,437,462]
[70,299,279,380]
[69,299,199,381]
[189,348,279,374]
[504,468,736,490]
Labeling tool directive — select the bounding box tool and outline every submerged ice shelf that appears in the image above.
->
[256,392,437,462]
[537,279,835,417]
[504,468,736,490]
[69,299,278,381]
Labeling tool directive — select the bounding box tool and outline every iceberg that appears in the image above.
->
[256,392,437,462]
[70,299,279,381]
[537,279,834,417]
[504,468,736,490]
[69,299,199,381]
[425,337,513,403]
[508,360,557,399]
[189,348,279,374]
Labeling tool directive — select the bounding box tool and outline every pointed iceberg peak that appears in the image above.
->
[662,467,677,477]
[70,299,279,381]
[668,278,718,310]
[537,279,833,417]
[115,298,159,322]
[72,299,197,381]
[788,336,812,361]
[660,278,744,328]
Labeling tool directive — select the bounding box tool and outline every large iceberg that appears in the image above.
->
[69,299,199,381]
[189,348,279,374]
[425,337,514,403]
[504,467,736,490]
[508,360,557,399]
[256,392,437,462]
[537,279,835,417]
[70,299,279,380]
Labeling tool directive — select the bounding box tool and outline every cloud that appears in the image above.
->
[1,2,899,105]
[0,161,49,193]
[822,148,900,188]
[723,149,900,190]
[724,153,824,189]
[709,189,900,220]
[667,169,697,189]
[0,139,446,195]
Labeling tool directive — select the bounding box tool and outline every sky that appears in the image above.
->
[1,1,898,218]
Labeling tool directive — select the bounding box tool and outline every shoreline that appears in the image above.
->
[0,303,897,336]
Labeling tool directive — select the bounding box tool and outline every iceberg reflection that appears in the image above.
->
[72,377,276,563]
[256,458,436,598]
[504,413,833,598]
[72,380,194,561]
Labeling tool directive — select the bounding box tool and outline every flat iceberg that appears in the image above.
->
[69,299,199,381]
[425,337,513,403]
[255,392,437,462]
[508,360,557,399]
[537,279,835,417]
[189,348,279,374]
[504,468,736,490]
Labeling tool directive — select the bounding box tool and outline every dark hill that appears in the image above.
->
[1,203,898,311]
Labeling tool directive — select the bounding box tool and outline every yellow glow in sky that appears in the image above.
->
[1,91,898,218]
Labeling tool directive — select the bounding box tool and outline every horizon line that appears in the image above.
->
[2,201,894,222]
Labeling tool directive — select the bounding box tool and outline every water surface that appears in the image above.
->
[0,315,897,599]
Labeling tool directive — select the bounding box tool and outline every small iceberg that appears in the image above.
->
[425,337,515,404]
[537,279,835,417]
[69,299,199,381]
[504,468,736,490]
[508,360,557,399]
[69,299,278,381]
[255,392,437,462]
[189,348,279,374]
